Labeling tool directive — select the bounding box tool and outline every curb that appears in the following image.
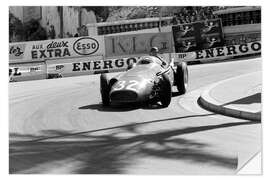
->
[198,72,261,122]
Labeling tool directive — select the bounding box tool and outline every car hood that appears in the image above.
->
[124,64,161,78]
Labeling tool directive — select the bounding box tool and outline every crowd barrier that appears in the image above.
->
[9,32,261,82]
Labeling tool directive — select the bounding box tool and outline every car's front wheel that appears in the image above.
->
[100,73,110,106]
[159,73,172,107]
[175,62,188,94]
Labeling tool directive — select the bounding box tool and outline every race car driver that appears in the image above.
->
[149,47,167,67]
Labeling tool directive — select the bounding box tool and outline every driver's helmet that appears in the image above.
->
[150,47,159,56]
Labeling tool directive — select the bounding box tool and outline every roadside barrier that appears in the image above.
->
[9,34,261,82]
[174,41,261,63]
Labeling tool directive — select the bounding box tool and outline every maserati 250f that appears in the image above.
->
[100,55,188,107]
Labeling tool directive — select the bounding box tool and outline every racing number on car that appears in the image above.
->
[114,81,125,90]
[114,80,138,91]
[127,80,139,91]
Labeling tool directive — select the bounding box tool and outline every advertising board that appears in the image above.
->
[172,19,224,53]
[46,56,140,77]
[174,41,261,62]
[9,36,105,63]
[105,32,174,58]
[194,41,261,60]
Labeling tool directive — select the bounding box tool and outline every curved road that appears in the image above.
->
[9,58,261,174]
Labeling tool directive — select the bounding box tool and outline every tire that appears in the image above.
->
[100,73,110,106]
[159,73,172,107]
[175,62,188,94]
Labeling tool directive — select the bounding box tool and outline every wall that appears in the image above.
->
[105,26,171,36]
[86,19,172,36]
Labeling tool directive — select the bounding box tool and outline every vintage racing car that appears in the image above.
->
[100,55,188,107]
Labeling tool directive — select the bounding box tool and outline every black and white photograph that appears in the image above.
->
[7,3,263,175]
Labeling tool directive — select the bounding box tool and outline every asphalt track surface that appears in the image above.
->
[9,58,262,174]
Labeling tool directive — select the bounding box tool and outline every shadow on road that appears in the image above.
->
[78,102,164,112]
[9,114,258,174]
[78,91,183,112]
[78,103,141,112]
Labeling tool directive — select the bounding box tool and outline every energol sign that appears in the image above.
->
[195,41,261,60]
[72,57,138,72]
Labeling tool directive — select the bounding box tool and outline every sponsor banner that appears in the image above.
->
[194,41,261,60]
[172,19,224,53]
[9,36,105,62]
[105,32,174,58]
[47,53,173,77]
[174,41,261,62]
[47,56,140,77]
[9,62,46,82]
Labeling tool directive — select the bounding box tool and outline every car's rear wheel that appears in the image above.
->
[100,73,110,106]
[159,73,172,107]
[175,62,188,94]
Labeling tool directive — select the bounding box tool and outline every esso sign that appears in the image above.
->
[73,37,99,55]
